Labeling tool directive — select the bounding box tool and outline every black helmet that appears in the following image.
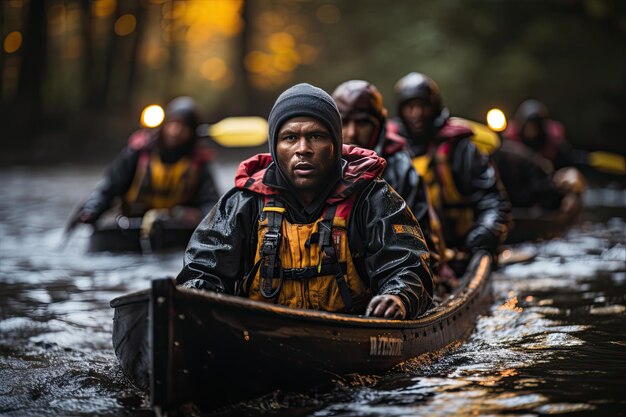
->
[165,96,199,128]
[515,99,549,125]
[394,72,448,127]
[332,80,388,151]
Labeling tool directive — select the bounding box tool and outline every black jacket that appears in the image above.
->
[493,139,562,209]
[390,118,511,255]
[177,146,434,318]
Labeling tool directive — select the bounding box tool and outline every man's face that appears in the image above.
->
[276,116,335,194]
[161,119,193,149]
[522,120,541,141]
[401,98,434,135]
[342,117,378,149]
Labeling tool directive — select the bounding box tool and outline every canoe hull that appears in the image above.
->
[506,196,582,244]
[89,217,195,253]
[111,253,492,411]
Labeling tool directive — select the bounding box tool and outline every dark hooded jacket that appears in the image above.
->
[177,144,434,318]
[389,117,511,255]
[79,128,219,220]
[493,139,563,209]
[378,126,432,238]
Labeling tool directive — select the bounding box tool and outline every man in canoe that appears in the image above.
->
[504,99,573,170]
[71,96,219,227]
[493,138,584,213]
[388,72,511,263]
[331,80,447,274]
[177,83,434,319]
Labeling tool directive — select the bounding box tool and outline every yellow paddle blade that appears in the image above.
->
[208,116,268,147]
[448,117,501,155]
[588,151,626,175]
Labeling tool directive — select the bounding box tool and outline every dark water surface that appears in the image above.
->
[1,167,625,417]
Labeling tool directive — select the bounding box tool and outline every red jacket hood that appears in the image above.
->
[235,144,386,202]
[382,130,408,156]
[437,119,474,141]
[127,128,213,163]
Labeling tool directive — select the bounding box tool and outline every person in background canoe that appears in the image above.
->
[177,83,434,319]
[504,99,573,170]
[493,138,584,214]
[331,79,447,276]
[388,72,511,267]
[71,96,219,227]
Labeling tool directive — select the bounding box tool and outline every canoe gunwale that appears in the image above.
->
[176,251,491,329]
[110,251,491,326]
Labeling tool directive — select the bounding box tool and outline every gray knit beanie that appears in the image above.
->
[267,83,343,166]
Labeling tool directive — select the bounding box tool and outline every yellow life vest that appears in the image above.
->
[412,142,474,246]
[124,151,199,216]
[245,197,370,313]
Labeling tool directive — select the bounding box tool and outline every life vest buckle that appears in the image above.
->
[261,231,281,256]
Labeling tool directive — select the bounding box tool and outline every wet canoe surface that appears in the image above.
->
[111,253,492,411]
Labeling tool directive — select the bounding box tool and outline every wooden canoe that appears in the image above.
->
[505,195,582,244]
[88,215,196,253]
[110,252,493,413]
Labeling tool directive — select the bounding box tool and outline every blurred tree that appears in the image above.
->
[16,0,47,135]
[0,0,624,164]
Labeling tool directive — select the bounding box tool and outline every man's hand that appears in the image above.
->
[365,295,406,319]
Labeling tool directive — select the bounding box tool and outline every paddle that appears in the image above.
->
[141,103,268,147]
[197,116,268,147]
[585,150,626,175]
[448,117,501,155]
[58,200,88,250]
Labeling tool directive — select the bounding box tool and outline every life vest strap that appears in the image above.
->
[259,199,284,299]
[318,205,353,311]
[280,262,347,280]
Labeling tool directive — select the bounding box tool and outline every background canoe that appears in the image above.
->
[505,194,583,244]
[88,215,196,253]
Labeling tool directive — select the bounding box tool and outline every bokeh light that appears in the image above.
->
[486,108,507,132]
[316,4,341,24]
[3,31,22,54]
[114,14,137,37]
[92,0,116,18]
[141,105,165,128]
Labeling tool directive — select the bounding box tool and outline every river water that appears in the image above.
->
[1,166,625,417]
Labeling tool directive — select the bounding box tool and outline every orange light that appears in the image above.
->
[92,0,116,18]
[486,108,507,132]
[316,4,341,24]
[114,14,136,36]
[141,105,165,128]
[3,31,22,54]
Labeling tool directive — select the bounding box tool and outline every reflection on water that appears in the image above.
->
[1,167,625,417]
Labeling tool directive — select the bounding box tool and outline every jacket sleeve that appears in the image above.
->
[176,188,259,294]
[350,180,434,318]
[80,146,140,219]
[194,162,221,217]
[452,139,512,255]
[383,151,440,264]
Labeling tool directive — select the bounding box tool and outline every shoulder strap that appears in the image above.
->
[259,198,285,298]
[318,205,353,311]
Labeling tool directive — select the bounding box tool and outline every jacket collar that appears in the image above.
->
[235,144,386,204]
